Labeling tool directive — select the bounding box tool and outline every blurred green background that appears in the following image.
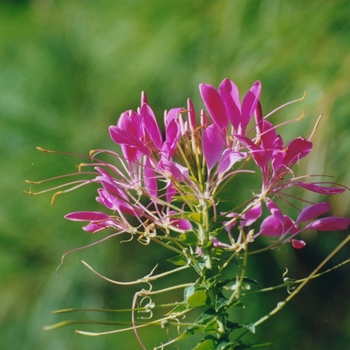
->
[1,0,349,349]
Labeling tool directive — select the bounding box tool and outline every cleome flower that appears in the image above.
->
[27,79,349,258]
[27,78,350,349]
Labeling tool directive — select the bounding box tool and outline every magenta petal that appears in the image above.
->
[140,103,163,150]
[259,215,283,236]
[200,109,211,128]
[166,182,177,203]
[143,157,158,198]
[254,101,263,135]
[162,118,180,158]
[117,110,142,136]
[141,91,148,104]
[292,239,306,249]
[240,81,261,134]
[298,182,346,195]
[218,78,241,130]
[65,211,110,221]
[202,124,224,170]
[109,126,149,157]
[100,179,126,198]
[168,211,192,230]
[174,218,192,230]
[223,212,238,233]
[305,217,350,231]
[260,120,277,151]
[234,134,266,169]
[158,159,189,181]
[165,108,184,126]
[97,188,120,211]
[259,214,298,236]
[95,167,113,180]
[297,202,330,223]
[187,98,197,130]
[284,216,300,235]
[218,149,246,175]
[266,199,284,225]
[241,202,262,227]
[212,237,231,248]
[98,188,140,216]
[199,83,228,129]
[283,137,312,166]
[83,221,114,233]
[271,136,285,170]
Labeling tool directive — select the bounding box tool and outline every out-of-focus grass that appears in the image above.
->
[1,1,349,349]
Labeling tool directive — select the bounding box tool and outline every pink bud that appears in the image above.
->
[292,239,306,249]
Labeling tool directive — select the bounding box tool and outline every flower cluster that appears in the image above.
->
[28,78,349,349]
[62,79,348,253]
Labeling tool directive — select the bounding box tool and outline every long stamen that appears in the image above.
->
[264,90,308,119]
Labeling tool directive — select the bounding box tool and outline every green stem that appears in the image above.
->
[140,283,194,296]
[237,234,350,341]
[241,258,350,296]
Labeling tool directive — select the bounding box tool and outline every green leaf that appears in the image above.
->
[172,194,199,205]
[184,285,195,301]
[225,320,243,331]
[196,308,216,325]
[187,290,208,308]
[188,212,202,223]
[167,255,188,266]
[241,276,261,287]
[212,248,227,258]
[232,341,272,349]
[203,318,224,338]
[193,338,216,350]
[250,342,272,348]
[214,292,229,312]
[176,325,202,340]
[243,323,256,334]
[166,302,188,316]
[180,231,199,246]
[215,340,240,349]
[220,276,261,291]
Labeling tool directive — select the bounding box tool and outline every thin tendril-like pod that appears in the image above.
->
[43,320,135,331]
[81,260,191,286]
[250,234,349,331]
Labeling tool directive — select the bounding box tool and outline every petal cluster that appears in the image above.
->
[51,78,349,251]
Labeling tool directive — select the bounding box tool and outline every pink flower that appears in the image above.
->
[65,211,123,233]
[29,78,349,255]
[258,201,350,247]
[140,103,163,151]
[202,124,224,170]
[199,79,261,136]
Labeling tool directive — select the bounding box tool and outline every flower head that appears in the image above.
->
[27,79,349,255]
